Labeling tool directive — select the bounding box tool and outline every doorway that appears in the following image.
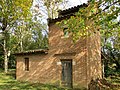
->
[61,60,72,88]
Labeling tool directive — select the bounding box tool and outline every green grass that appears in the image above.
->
[0,69,66,90]
[107,76,120,84]
[0,69,119,90]
[105,76,120,90]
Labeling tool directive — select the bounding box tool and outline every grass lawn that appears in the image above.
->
[0,69,66,90]
[0,69,120,90]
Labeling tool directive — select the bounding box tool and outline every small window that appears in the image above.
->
[63,28,69,38]
[24,58,29,71]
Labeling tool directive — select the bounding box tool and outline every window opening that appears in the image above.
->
[63,28,69,38]
[24,58,29,71]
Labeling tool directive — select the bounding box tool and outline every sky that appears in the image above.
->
[59,0,88,9]
[32,0,89,23]
[68,0,88,6]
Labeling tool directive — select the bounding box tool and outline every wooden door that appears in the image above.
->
[61,60,72,88]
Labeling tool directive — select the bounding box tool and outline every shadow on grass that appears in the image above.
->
[0,69,86,90]
[0,79,84,90]
[0,80,87,90]
[0,80,66,90]
[0,69,65,90]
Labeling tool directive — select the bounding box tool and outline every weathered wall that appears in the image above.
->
[16,54,61,85]
[49,23,88,87]
[86,31,102,85]
[16,22,102,88]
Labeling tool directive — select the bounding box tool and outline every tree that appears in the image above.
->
[0,0,32,73]
[20,0,68,50]
[57,0,120,77]
[34,0,69,19]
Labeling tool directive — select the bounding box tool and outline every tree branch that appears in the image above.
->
[90,1,119,20]
[102,1,119,12]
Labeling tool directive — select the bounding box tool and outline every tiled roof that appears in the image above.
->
[58,3,88,16]
[14,49,48,55]
[48,3,88,24]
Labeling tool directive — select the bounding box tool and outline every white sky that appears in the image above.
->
[32,0,89,23]
[68,0,88,6]
[62,0,88,9]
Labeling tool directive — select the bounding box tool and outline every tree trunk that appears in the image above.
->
[20,27,23,52]
[20,37,23,52]
[2,18,8,73]
[4,51,8,73]
[3,39,8,73]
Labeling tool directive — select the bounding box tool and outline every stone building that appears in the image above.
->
[15,3,102,89]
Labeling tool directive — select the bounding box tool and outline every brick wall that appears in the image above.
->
[16,22,102,88]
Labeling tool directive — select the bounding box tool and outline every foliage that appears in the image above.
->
[8,1,49,52]
[106,76,120,85]
[0,0,33,73]
[57,1,99,42]
[0,0,33,47]
[57,0,120,43]
[0,0,50,71]
[8,55,16,69]
[0,0,32,27]
[103,46,120,77]
[0,55,4,68]
[35,0,69,18]
[56,0,120,77]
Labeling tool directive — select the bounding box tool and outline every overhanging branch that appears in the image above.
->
[95,1,120,16]
[102,1,119,12]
